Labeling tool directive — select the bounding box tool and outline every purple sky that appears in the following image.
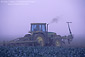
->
[0,0,85,42]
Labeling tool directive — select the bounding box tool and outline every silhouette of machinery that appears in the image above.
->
[7,23,73,46]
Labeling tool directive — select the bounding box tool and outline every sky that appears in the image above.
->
[0,0,85,43]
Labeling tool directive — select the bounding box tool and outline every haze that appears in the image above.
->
[0,0,85,47]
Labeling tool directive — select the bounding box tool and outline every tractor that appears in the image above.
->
[6,22,73,46]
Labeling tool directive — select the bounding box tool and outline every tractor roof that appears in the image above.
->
[31,23,46,25]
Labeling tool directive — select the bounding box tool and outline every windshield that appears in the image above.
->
[31,24,46,32]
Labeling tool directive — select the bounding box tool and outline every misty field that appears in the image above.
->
[0,46,85,57]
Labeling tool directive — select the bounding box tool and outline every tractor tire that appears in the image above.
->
[54,39,62,47]
[34,34,45,46]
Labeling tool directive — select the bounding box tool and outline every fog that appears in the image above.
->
[0,0,85,47]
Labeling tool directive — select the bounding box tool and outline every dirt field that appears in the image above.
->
[0,46,85,57]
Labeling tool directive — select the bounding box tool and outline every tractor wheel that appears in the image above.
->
[34,34,45,46]
[54,39,62,47]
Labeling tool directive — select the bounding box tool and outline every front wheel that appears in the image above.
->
[34,34,45,46]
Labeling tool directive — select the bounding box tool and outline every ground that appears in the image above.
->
[0,46,85,57]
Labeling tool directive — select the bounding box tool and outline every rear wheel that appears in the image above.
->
[34,34,45,46]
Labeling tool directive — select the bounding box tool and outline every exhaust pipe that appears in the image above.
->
[47,24,49,32]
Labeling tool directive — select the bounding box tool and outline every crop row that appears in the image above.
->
[0,46,85,57]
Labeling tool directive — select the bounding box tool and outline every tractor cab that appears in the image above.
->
[31,23,47,32]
